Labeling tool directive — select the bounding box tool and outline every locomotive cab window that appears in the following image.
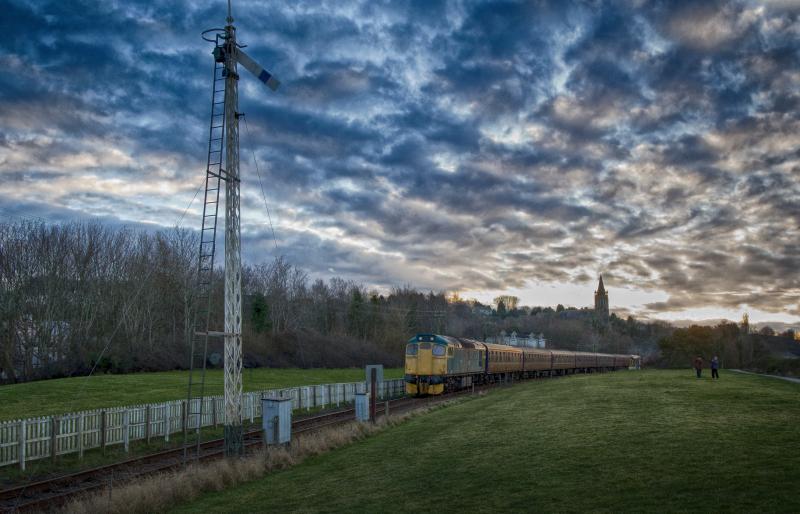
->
[432,345,446,357]
[406,344,418,355]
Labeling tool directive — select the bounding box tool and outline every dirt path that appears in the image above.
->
[730,369,800,384]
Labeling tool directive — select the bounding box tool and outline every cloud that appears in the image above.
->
[1,0,798,320]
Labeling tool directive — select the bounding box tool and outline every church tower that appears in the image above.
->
[594,275,609,320]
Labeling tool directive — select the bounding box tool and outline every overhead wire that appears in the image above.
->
[8,174,207,509]
[242,115,279,253]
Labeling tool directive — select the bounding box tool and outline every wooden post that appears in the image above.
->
[212,397,218,427]
[100,410,107,454]
[181,400,187,435]
[78,413,84,459]
[145,405,151,443]
[249,393,255,424]
[123,409,130,453]
[18,419,26,471]
[165,404,170,443]
[370,369,377,424]
[298,388,303,410]
[384,400,389,419]
[50,416,59,463]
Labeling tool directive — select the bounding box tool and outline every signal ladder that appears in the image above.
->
[183,48,227,462]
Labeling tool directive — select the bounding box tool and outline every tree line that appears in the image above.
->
[657,316,799,373]
[0,219,733,384]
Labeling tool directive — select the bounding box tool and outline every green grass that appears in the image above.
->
[172,370,800,513]
[0,368,402,421]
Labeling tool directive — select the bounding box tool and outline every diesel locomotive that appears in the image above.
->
[404,334,640,395]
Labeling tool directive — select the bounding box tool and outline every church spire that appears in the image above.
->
[594,275,609,320]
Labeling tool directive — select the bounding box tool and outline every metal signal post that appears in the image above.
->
[221,15,244,457]
[185,0,280,460]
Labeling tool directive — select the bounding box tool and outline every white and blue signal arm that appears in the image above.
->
[236,49,280,91]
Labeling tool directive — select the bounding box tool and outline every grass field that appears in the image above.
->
[171,369,800,513]
[0,368,402,421]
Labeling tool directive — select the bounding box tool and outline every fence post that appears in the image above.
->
[249,393,254,424]
[50,416,59,463]
[78,413,84,459]
[100,410,107,454]
[18,419,26,471]
[181,400,187,435]
[212,397,218,427]
[123,409,130,453]
[145,405,151,444]
[165,403,171,443]
[298,388,303,410]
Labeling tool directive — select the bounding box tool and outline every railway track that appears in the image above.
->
[0,393,441,513]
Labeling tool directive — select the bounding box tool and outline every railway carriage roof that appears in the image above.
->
[482,342,522,352]
[521,347,550,355]
[409,335,638,360]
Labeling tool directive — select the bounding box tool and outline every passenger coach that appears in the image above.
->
[404,334,640,395]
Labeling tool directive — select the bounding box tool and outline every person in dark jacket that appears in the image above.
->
[711,355,720,380]
[693,356,703,379]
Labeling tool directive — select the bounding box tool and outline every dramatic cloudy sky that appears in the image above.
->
[1,0,799,323]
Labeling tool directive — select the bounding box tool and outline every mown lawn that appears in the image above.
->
[0,368,402,421]
[172,369,800,513]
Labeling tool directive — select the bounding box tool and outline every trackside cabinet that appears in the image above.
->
[355,393,369,422]
[262,397,292,445]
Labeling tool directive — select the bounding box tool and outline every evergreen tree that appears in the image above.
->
[250,292,271,333]
[347,289,365,338]
[496,300,507,317]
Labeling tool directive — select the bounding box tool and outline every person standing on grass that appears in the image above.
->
[693,356,704,379]
[711,355,720,380]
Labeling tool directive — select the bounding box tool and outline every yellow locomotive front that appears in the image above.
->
[404,334,448,395]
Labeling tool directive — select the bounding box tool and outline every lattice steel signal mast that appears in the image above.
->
[185,0,280,459]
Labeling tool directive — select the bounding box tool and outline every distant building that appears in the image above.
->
[594,275,609,320]
[486,331,546,348]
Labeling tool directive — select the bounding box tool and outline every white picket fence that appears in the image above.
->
[0,378,405,470]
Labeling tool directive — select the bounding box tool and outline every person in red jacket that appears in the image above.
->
[693,356,703,379]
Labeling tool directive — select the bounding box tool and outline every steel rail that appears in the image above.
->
[0,397,422,513]
[0,380,519,512]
